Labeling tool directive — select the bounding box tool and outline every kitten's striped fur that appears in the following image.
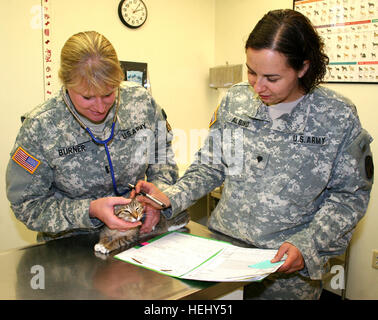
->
[94,198,189,254]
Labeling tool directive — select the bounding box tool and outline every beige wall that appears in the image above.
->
[0,0,45,250]
[1,0,377,299]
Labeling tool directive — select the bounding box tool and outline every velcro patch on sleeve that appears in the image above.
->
[209,104,220,128]
[12,146,41,174]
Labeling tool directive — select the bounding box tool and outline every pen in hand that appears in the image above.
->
[128,183,167,208]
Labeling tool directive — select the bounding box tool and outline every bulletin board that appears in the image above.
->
[294,0,378,83]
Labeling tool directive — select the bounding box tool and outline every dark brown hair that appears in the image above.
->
[245,9,329,93]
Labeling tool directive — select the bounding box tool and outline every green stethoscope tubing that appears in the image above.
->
[62,87,130,196]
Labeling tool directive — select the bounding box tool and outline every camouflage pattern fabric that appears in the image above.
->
[243,272,322,300]
[6,82,178,240]
[164,82,373,298]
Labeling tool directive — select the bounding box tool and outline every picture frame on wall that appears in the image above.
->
[120,61,148,89]
[293,0,378,83]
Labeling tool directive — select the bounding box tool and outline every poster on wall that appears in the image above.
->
[294,0,378,83]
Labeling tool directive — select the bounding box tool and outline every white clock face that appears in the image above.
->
[120,0,147,28]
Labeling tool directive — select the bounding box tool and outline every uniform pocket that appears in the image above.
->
[278,156,331,207]
[47,140,107,196]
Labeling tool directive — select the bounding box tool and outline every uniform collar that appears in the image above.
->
[62,86,130,133]
[60,87,119,142]
[270,94,311,134]
[244,86,270,122]
[115,86,128,131]
[246,86,311,134]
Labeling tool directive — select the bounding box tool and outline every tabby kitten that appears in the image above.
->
[94,198,189,254]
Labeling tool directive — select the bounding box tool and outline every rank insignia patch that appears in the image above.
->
[12,146,41,174]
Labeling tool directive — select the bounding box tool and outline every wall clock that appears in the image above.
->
[118,0,148,29]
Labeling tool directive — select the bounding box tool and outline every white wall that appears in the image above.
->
[1,0,377,299]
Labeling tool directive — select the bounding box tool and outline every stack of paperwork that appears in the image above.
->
[115,232,284,282]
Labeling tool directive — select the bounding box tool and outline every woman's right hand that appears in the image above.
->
[89,197,141,231]
[134,181,171,209]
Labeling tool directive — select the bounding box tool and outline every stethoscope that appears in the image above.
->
[61,87,130,196]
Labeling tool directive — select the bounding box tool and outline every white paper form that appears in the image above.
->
[115,232,284,282]
[182,246,283,282]
[115,232,227,278]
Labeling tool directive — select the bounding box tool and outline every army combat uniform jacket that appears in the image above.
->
[6,82,178,240]
[164,82,373,280]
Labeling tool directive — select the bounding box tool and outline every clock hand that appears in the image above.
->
[133,3,141,13]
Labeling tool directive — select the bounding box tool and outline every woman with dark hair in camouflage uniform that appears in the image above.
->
[135,10,373,299]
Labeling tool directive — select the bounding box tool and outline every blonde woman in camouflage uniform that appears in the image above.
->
[135,10,373,299]
[6,31,178,241]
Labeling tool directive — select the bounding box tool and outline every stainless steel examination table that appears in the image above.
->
[0,221,249,300]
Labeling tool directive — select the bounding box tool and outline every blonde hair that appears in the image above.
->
[58,31,124,95]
